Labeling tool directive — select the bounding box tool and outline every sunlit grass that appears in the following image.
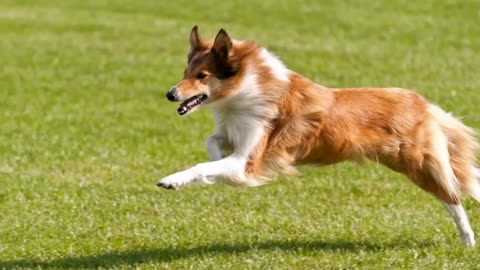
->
[1,0,479,269]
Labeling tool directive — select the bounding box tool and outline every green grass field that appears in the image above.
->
[1,0,480,269]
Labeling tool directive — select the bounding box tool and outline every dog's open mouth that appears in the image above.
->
[177,94,208,115]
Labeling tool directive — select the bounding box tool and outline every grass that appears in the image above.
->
[1,0,480,269]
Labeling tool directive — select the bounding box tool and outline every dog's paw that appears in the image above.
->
[156,170,196,190]
[157,180,181,190]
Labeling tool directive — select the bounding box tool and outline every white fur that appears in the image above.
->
[428,105,461,201]
[467,181,480,202]
[474,167,480,179]
[443,203,476,247]
[211,67,272,147]
[259,48,290,82]
[157,155,246,188]
[158,63,271,188]
[465,167,480,202]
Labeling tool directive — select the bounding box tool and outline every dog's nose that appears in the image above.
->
[166,86,178,101]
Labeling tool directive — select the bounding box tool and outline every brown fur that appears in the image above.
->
[252,75,478,204]
[177,27,479,205]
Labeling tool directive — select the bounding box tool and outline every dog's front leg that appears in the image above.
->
[205,134,227,161]
[157,155,247,190]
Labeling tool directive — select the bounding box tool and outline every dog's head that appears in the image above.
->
[166,26,244,115]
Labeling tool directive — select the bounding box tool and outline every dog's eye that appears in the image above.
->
[196,72,207,79]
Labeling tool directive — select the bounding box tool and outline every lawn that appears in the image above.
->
[1,0,480,269]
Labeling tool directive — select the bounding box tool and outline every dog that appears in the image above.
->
[158,26,480,247]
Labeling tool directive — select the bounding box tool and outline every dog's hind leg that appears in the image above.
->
[458,175,480,248]
[403,120,475,247]
[424,105,479,246]
[450,168,480,247]
[422,160,476,247]
[423,157,475,247]
[429,128,475,247]
[442,203,475,247]
[428,126,475,247]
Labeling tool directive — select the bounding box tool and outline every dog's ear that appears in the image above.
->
[211,28,232,60]
[189,25,201,50]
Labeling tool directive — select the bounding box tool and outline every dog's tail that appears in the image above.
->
[429,104,480,202]
[474,168,480,180]
[467,167,480,202]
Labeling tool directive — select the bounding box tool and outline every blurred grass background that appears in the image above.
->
[0,0,479,269]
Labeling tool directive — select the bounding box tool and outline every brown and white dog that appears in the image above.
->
[158,26,480,247]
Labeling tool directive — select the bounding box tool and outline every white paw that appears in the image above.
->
[461,232,476,248]
[156,170,196,190]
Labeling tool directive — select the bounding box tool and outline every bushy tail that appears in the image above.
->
[474,168,480,180]
[468,167,480,201]
[428,105,479,202]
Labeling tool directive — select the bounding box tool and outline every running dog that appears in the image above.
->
[158,26,480,247]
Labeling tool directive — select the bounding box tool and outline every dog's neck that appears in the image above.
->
[207,68,276,152]
[209,50,286,118]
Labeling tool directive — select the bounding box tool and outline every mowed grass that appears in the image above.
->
[1,0,480,269]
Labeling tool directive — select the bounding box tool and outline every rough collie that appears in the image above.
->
[158,26,479,247]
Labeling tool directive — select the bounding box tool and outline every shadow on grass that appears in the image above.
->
[1,238,433,269]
